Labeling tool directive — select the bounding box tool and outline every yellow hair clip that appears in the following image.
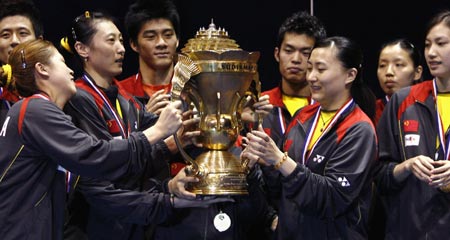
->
[85,11,90,19]
[60,37,73,53]
[1,64,12,87]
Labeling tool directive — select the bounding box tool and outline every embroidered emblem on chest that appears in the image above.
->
[312,154,325,163]
[338,176,351,187]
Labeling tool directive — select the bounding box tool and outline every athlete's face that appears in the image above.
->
[275,33,315,86]
[84,20,125,78]
[131,18,178,71]
[377,43,421,96]
[307,45,355,110]
[425,22,450,82]
[0,15,36,64]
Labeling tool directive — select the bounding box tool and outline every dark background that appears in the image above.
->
[37,0,449,97]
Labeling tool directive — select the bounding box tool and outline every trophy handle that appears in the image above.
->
[238,72,261,170]
[251,72,263,128]
[174,87,207,177]
[170,54,205,177]
[173,133,206,177]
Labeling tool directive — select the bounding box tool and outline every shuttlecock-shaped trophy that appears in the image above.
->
[171,20,260,195]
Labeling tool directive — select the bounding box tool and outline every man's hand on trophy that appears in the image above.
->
[168,168,235,208]
[252,94,273,119]
[168,167,198,200]
[177,109,202,148]
[241,95,273,123]
[145,89,171,115]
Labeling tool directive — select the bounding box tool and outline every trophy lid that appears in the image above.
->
[181,19,242,53]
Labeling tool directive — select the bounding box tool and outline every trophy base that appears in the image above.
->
[186,150,248,195]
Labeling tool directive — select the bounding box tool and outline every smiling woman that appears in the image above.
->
[241,36,377,239]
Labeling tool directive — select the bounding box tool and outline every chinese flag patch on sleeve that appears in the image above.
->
[106,119,120,134]
[403,120,419,132]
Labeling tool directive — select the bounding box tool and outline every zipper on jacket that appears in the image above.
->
[397,119,407,161]
[0,145,24,182]
[34,191,47,207]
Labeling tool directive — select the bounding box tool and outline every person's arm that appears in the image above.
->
[77,177,174,225]
[373,94,405,194]
[373,89,435,194]
[64,90,184,177]
[244,121,376,218]
[72,161,230,225]
[25,99,156,181]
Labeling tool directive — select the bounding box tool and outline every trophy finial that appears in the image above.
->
[209,18,216,30]
[181,19,241,53]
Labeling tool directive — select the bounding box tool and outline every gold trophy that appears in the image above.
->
[171,20,261,195]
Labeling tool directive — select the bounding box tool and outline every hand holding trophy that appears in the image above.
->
[171,20,261,195]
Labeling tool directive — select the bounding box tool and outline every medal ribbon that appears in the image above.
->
[277,107,286,134]
[82,74,127,139]
[301,99,354,164]
[433,79,450,160]
[278,98,315,135]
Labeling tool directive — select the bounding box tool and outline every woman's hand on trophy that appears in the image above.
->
[145,89,171,115]
[240,138,259,170]
[155,100,183,135]
[168,167,199,200]
[244,125,283,167]
[143,101,183,145]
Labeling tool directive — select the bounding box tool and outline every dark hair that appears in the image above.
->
[64,11,117,59]
[276,11,326,48]
[0,0,43,38]
[60,11,117,77]
[425,9,450,37]
[125,0,180,44]
[379,38,423,83]
[9,39,55,97]
[315,36,376,122]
